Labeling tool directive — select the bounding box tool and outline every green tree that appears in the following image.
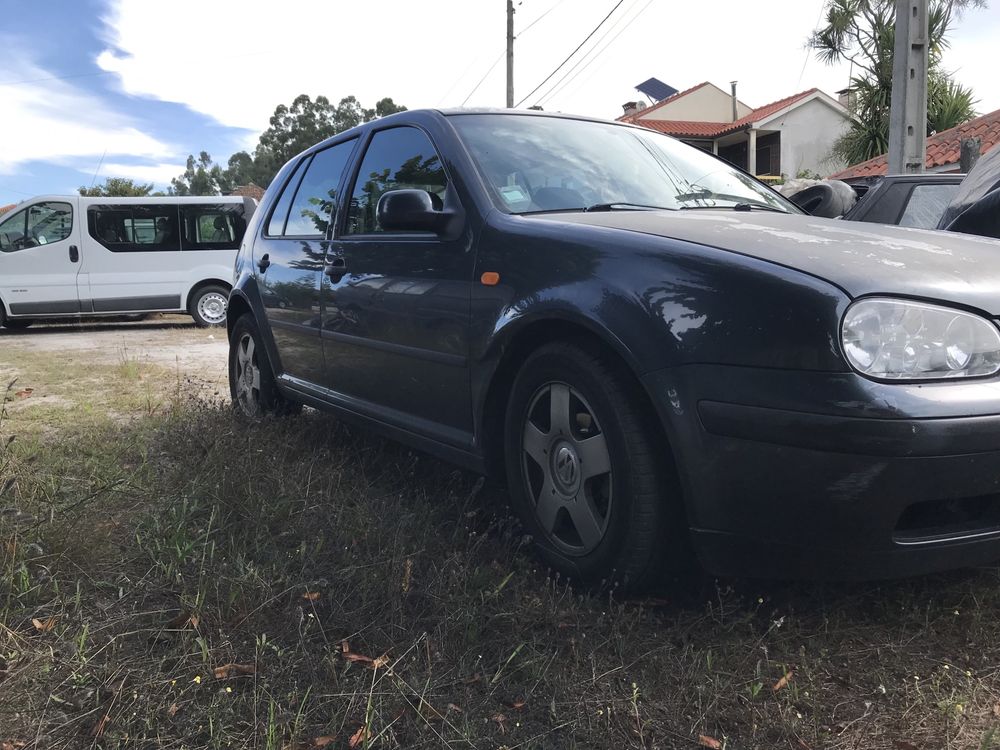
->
[252,95,406,186]
[170,152,225,196]
[810,0,984,166]
[78,177,153,197]
[170,95,406,194]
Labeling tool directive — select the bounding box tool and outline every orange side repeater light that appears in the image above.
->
[480,272,501,286]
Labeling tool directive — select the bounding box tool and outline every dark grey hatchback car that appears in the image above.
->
[229,109,1000,590]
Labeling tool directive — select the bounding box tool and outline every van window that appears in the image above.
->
[284,138,357,237]
[88,205,181,252]
[266,158,307,236]
[0,202,73,252]
[180,204,247,250]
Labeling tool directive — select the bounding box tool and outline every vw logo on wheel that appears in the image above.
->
[555,445,578,486]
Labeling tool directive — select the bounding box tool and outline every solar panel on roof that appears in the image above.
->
[635,78,678,102]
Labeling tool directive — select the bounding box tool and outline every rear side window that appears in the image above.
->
[0,202,73,252]
[346,127,447,234]
[89,205,180,252]
[180,204,246,250]
[266,158,307,236]
[899,183,960,229]
[283,138,358,237]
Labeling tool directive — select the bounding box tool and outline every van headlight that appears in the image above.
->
[842,298,1000,380]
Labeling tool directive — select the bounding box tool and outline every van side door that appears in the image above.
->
[82,202,186,313]
[0,199,81,317]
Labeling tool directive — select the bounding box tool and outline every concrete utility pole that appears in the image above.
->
[506,0,515,108]
[887,0,929,174]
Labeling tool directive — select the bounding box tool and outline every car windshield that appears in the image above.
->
[449,114,797,215]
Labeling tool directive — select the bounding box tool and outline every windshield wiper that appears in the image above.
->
[583,202,673,212]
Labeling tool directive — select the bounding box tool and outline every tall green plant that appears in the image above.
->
[810,0,984,166]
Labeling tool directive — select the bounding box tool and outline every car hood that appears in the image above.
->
[533,209,1000,315]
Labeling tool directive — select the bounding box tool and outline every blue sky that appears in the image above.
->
[1,0,996,207]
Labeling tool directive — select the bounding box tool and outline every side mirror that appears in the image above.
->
[377,189,450,233]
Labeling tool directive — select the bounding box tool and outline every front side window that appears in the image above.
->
[899,183,960,229]
[346,127,447,234]
[89,205,180,252]
[449,114,795,214]
[0,202,73,252]
[180,204,246,250]
[283,138,358,237]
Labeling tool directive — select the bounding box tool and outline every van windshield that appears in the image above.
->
[449,114,796,215]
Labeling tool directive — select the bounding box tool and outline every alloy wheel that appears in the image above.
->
[234,332,262,417]
[521,382,613,556]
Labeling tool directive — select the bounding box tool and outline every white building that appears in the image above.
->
[618,81,852,179]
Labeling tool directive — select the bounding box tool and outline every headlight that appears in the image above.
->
[842,298,1000,380]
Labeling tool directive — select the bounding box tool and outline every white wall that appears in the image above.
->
[643,83,752,122]
[764,97,851,177]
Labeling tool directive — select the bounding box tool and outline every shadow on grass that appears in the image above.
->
[2,401,999,749]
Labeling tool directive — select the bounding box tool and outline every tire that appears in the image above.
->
[228,313,301,418]
[190,284,230,327]
[503,341,679,591]
[788,182,854,218]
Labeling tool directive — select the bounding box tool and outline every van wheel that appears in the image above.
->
[229,313,301,418]
[504,341,677,591]
[190,285,229,327]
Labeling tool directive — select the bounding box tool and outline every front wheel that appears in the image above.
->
[190,285,229,327]
[228,313,301,418]
[504,341,680,591]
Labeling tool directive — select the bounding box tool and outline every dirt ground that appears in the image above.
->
[0,314,228,387]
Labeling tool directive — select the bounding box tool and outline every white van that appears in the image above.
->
[0,195,255,328]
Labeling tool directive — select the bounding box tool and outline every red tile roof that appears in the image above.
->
[628,89,820,139]
[831,107,1000,179]
[0,204,15,216]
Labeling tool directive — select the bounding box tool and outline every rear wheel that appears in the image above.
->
[229,313,301,418]
[190,285,229,327]
[504,341,679,591]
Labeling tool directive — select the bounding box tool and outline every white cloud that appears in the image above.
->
[0,50,172,174]
[92,0,863,129]
[95,0,999,137]
[81,161,185,186]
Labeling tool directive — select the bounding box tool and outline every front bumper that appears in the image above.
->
[644,365,1000,580]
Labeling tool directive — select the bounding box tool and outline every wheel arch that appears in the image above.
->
[478,314,678,485]
[226,290,252,339]
[185,278,232,312]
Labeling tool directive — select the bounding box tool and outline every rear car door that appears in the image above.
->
[321,125,475,440]
[0,200,81,316]
[254,138,358,384]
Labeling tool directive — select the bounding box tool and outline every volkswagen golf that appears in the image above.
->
[228,109,1000,589]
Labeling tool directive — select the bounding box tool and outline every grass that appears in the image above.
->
[3,331,1000,748]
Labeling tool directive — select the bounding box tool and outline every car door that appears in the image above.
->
[81,202,187,312]
[0,199,82,316]
[254,138,358,384]
[321,125,474,440]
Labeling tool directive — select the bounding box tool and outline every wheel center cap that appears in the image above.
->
[551,442,580,494]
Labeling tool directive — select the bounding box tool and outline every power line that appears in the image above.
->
[0,70,115,88]
[537,0,654,108]
[460,50,507,106]
[515,0,625,108]
[449,0,570,107]
[532,0,643,106]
